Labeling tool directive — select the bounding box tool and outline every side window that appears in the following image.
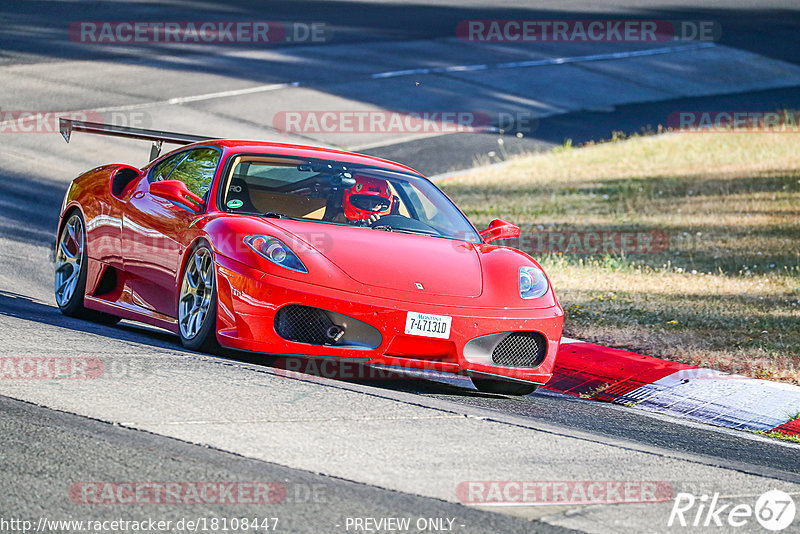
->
[151,152,187,182]
[166,148,221,198]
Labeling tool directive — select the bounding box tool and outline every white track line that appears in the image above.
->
[91,81,300,113]
[0,81,301,129]
[1,41,716,127]
[370,42,716,79]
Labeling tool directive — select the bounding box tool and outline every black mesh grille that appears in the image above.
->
[275,305,337,345]
[491,333,546,368]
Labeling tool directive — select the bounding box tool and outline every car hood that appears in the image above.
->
[269,219,483,297]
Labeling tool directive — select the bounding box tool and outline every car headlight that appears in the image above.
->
[519,266,548,299]
[244,235,308,273]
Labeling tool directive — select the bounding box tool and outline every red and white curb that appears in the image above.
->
[550,338,800,438]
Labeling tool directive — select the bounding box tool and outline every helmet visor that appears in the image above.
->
[349,194,391,213]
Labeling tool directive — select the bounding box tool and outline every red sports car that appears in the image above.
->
[55,119,563,395]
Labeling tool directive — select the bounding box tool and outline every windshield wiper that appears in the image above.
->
[371,225,437,237]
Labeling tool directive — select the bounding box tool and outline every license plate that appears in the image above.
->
[404,312,452,339]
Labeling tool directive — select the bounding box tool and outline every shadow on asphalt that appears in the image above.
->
[5,290,800,478]
[0,289,191,350]
[0,289,506,398]
[5,1,800,71]
[0,170,68,247]
[4,2,800,178]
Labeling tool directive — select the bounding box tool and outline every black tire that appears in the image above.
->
[54,211,120,325]
[471,377,538,396]
[178,244,220,353]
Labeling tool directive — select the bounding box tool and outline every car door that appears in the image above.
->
[122,147,220,317]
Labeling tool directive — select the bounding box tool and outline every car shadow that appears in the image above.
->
[0,289,506,397]
[0,289,196,353]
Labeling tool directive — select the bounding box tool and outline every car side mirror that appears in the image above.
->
[479,219,520,243]
[149,180,204,213]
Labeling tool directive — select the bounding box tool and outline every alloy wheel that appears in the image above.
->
[179,247,214,339]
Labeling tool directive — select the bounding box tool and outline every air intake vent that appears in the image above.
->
[274,306,382,349]
[491,332,546,368]
[275,305,339,346]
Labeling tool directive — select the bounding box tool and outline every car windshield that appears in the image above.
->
[220,155,482,243]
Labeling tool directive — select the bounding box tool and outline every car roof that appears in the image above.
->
[187,139,423,177]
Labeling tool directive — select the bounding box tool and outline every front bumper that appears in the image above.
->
[214,254,564,385]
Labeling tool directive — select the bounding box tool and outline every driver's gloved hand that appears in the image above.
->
[351,214,379,226]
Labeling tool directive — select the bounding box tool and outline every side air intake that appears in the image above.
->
[274,305,381,349]
[463,331,548,368]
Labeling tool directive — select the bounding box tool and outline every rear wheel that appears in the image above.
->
[54,211,119,325]
[178,245,219,353]
[471,377,538,396]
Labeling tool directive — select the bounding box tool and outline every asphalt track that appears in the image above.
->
[0,395,568,534]
[2,1,800,533]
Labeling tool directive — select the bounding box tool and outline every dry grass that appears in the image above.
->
[578,382,611,399]
[441,132,800,383]
[758,431,800,444]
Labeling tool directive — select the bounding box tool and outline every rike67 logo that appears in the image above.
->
[669,490,796,531]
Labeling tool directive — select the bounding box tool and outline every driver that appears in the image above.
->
[339,175,395,225]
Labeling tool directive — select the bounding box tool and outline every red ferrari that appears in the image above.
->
[55,119,563,395]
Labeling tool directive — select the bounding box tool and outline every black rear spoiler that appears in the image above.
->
[59,118,218,160]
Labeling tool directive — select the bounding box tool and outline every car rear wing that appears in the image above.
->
[59,118,218,160]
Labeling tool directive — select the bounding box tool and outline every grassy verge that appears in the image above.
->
[441,132,800,383]
[757,431,800,444]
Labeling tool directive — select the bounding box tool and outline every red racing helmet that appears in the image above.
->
[342,175,394,221]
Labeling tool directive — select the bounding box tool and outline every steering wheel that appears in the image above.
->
[368,214,441,236]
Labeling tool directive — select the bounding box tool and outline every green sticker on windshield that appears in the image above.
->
[227,199,243,209]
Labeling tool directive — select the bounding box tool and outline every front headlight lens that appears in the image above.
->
[519,266,548,299]
[244,235,307,273]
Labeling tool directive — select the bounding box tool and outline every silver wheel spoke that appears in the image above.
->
[181,309,194,329]
[186,272,199,290]
[75,223,84,249]
[67,221,77,245]
[55,214,85,308]
[59,240,75,260]
[63,276,78,302]
[57,270,77,294]
[201,267,213,287]
[179,248,214,340]
[192,310,203,334]
[191,309,201,334]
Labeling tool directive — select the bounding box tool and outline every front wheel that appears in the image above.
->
[54,211,119,325]
[178,245,219,353]
[471,377,538,396]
